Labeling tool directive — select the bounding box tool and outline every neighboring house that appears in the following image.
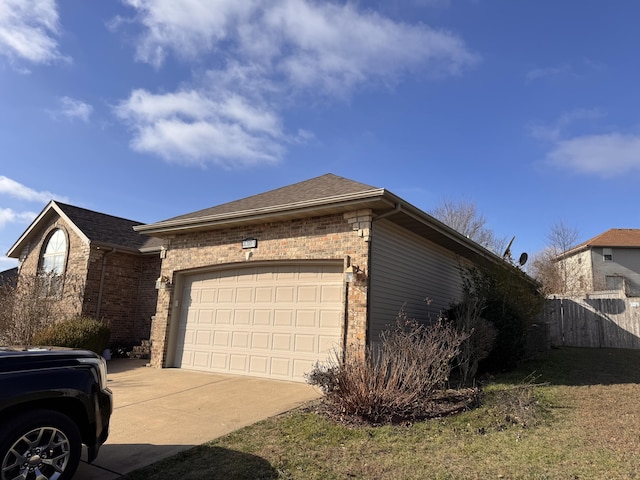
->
[0,267,18,288]
[7,202,163,343]
[135,174,524,382]
[556,229,640,296]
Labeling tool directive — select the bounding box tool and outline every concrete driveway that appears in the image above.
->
[76,358,321,479]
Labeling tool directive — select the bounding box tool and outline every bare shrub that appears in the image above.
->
[448,296,497,385]
[307,309,470,423]
[0,273,85,345]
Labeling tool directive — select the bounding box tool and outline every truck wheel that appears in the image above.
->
[0,409,81,480]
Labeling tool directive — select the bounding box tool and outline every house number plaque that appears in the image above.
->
[242,238,258,249]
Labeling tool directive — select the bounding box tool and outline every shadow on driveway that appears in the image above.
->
[78,358,320,479]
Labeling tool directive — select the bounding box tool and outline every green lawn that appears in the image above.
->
[124,348,640,479]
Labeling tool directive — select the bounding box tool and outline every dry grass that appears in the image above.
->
[125,347,640,480]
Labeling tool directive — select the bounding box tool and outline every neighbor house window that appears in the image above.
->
[39,229,67,296]
[605,275,623,290]
[603,248,613,261]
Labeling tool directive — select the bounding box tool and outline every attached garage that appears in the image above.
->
[171,263,344,382]
[138,174,509,382]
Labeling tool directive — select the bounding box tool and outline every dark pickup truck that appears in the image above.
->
[0,347,113,480]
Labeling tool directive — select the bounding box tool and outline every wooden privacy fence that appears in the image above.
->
[545,292,640,349]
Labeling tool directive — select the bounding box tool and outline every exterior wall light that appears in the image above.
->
[155,275,171,290]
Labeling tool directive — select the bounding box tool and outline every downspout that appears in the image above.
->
[96,248,116,320]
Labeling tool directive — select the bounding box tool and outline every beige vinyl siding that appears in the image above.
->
[368,219,465,343]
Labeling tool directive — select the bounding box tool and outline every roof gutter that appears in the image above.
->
[135,189,389,235]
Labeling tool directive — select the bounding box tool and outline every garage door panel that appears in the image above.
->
[215,310,232,324]
[213,331,229,346]
[275,286,295,302]
[251,332,270,349]
[296,310,316,327]
[274,310,293,326]
[255,287,273,302]
[272,333,292,350]
[176,263,343,382]
[236,287,253,302]
[321,284,342,302]
[211,353,227,369]
[234,309,251,325]
[232,332,250,348]
[294,334,315,353]
[217,287,234,302]
[200,288,217,303]
[229,354,248,371]
[193,351,209,368]
[319,335,340,352]
[297,285,318,302]
[195,330,211,345]
[249,356,268,374]
[270,357,291,377]
[198,310,214,323]
[254,310,271,325]
[319,310,340,328]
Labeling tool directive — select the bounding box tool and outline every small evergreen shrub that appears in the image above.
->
[32,316,111,354]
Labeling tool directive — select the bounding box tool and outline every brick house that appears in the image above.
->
[7,201,163,344]
[555,229,640,296]
[135,174,513,382]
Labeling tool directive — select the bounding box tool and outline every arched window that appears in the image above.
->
[40,229,67,296]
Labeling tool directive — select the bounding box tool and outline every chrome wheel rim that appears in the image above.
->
[1,427,70,480]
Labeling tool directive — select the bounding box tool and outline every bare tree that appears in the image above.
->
[530,222,580,294]
[431,199,507,254]
[0,273,85,345]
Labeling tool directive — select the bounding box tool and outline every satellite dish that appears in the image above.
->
[503,236,515,259]
[518,252,528,266]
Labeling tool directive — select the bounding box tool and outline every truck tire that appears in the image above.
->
[0,409,81,480]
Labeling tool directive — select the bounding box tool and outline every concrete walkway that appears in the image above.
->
[76,359,321,479]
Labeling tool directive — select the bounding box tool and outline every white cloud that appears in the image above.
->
[525,59,606,84]
[114,89,284,167]
[0,176,68,203]
[0,0,67,66]
[116,0,478,167]
[529,109,602,142]
[525,64,572,83]
[0,208,37,228]
[55,96,93,122]
[546,133,640,178]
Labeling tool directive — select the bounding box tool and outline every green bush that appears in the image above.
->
[32,316,111,354]
[459,265,543,372]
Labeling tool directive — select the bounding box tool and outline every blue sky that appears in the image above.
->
[2,0,639,271]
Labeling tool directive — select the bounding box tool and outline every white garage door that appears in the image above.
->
[174,263,344,382]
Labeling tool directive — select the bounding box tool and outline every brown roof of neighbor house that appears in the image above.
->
[166,173,379,222]
[0,267,18,287]
[7,201,164,258]
[572,229,640,250]
[55,202,156,250]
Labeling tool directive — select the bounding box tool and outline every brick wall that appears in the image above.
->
[149,210,372,367]
[18,217,89,321]
[85,249,160,344]
[18,213,160,345]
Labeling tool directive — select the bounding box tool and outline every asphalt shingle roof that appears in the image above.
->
[575,229,640,249]
[55,202,161,251]
[164,173,379,222]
